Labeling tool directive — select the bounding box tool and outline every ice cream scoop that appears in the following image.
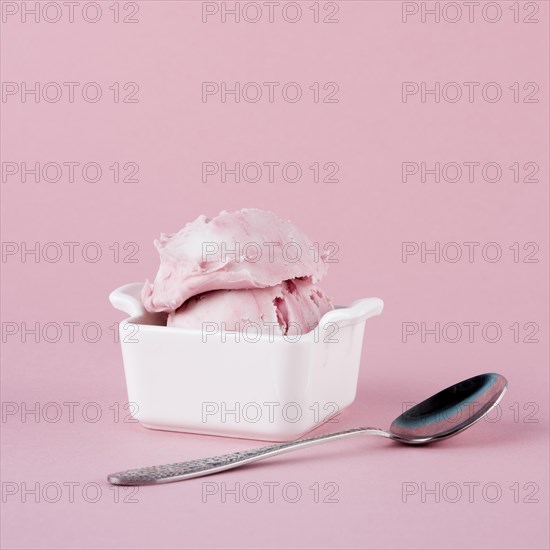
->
[142,209,329,313]
[167,277,334,336]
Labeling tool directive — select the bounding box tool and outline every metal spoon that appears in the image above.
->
[108,372,507,486]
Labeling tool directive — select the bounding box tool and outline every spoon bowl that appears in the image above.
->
[389,373,508,443]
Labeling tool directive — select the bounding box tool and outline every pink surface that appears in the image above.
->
[1,1,548,549]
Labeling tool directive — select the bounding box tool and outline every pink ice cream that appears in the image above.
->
[167,278,333,336]
[142,208,334,335]
[142,208,329,313]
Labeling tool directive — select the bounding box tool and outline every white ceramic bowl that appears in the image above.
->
[110,283,383,441]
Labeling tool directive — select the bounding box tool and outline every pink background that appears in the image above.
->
[1,1,548,548]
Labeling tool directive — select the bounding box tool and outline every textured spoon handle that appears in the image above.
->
[108,427,372,485]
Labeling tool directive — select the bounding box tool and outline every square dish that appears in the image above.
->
[110,282,383,441]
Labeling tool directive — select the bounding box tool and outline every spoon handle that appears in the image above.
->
[108,427,386,485]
